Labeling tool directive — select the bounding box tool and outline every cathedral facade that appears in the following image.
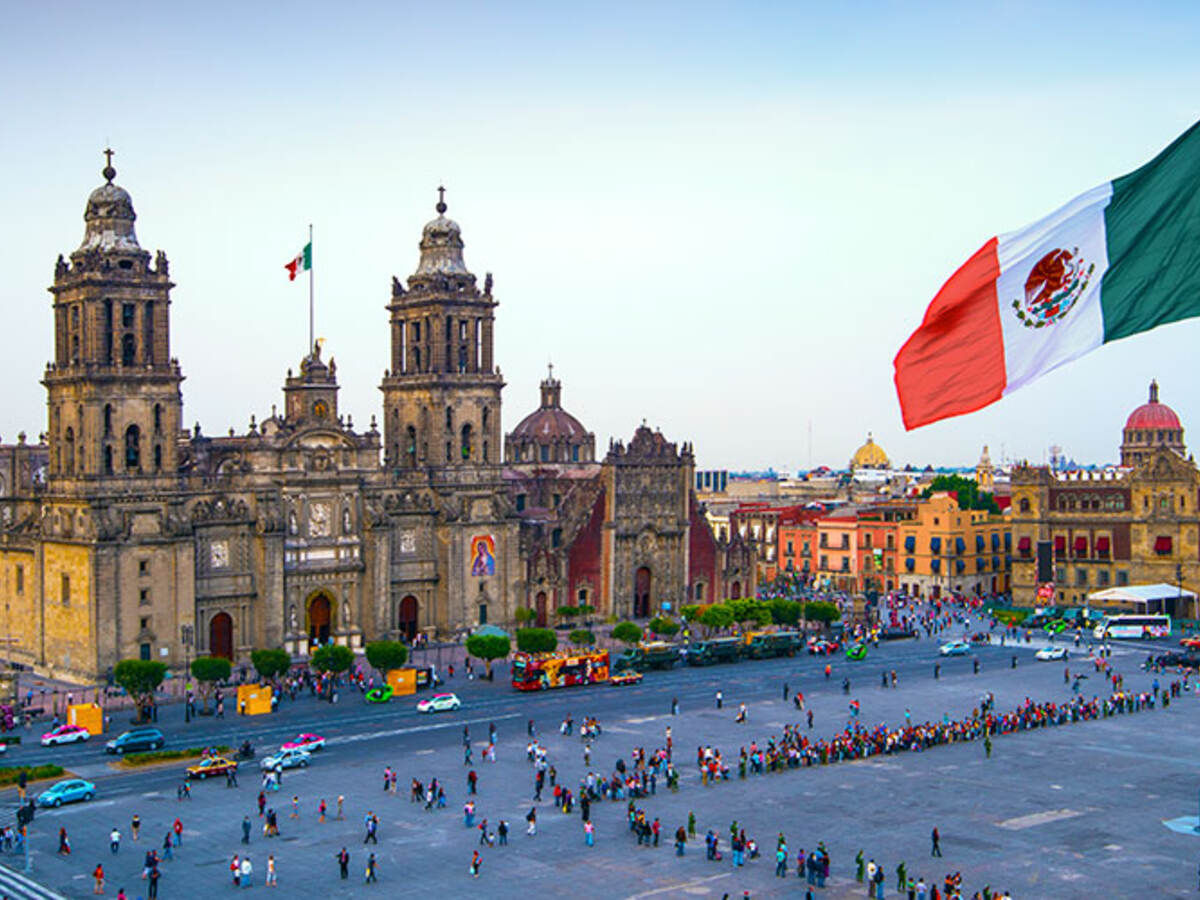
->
[0,158,747,681]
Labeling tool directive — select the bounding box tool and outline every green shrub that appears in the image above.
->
[120,745,231,767]
[648,616,680,637]
[568,629,596,646]
[0,764,63,786]
[251,648,292,681]
[992,608,1029,626]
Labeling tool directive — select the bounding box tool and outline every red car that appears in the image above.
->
[1180,637,1200,651]
[807,638,840,656]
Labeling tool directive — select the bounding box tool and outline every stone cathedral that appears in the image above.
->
[0,156,754,681]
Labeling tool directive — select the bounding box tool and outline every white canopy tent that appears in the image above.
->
[1087,583,1197,616]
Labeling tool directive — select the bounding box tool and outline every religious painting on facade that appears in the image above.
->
[470,534,496,576]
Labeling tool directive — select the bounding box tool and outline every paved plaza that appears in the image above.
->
[2,627,1198,898]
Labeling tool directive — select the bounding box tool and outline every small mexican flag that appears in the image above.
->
[894,119,1200,430]
[284,242,312,281]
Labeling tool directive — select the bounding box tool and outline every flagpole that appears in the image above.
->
[308,223,314,356]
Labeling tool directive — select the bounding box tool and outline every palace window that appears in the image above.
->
[122,302,135,328]
[61,573,70,606]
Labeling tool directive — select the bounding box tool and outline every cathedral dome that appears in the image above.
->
[850,433,890,470]
[505,368,595,465]
[1125,380,1181,431]
[413,187,470,277]
[77,151,141,254]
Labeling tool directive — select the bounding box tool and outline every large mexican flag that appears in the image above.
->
[894,119,1200,430]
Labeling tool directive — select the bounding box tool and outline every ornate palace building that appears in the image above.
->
[0,156,748,681]
[1010,381,1200,616]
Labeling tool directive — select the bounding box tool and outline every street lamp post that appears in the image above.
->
[181,625,194,723]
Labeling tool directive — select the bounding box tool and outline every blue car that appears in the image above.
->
[37,778,96,808]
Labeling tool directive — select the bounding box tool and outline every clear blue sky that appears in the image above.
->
[2,1,1198,470]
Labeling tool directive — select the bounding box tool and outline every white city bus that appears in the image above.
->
[1092,614,1171,640]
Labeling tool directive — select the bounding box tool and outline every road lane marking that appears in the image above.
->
[332,713,519,746]
[625,873,731,898]
[996,808,1084,829]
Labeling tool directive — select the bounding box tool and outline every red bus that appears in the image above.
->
[511,649,610,691]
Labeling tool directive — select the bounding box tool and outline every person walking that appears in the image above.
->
[671,696,679,715]
[242,816,252,844]
[231,854,240,887]
[131,814,141,842]
[775,843,788,878]
[58,826,71,855]
[110,827,121,854]
[584,820,594,846]
[364,852,377,883]
[93,862,105,894]
[931,826,942,857]
[319,798,327,823]
[336,847,350,880]
[715,690,723,709]
[147,866,161,900]
[173,817,183,846]
[239,855,252,887]
[337,795,345,820]
[470,850,482,878]
[265,854,276,887]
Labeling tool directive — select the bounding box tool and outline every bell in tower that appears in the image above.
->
[43,150,184,488]
[380,188,504,471]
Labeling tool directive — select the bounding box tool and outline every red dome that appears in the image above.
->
[1125,380,1180,431]
[1126,402,1180,431]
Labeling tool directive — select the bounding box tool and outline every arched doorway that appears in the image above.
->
[307,593,332,645]
[634,567,651,618]
[730,580,742,600]
[535,591,548,627]
[398,595,419,640]
[209,612,233,661]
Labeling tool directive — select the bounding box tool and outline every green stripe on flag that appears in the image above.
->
[1101,120,1200,342]
[302,241,312,270]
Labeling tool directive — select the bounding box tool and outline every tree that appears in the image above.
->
[568,629,596,646]
[647,616,680,637]
[190,656,231,714]
[250,648,292,682]
[610,621,642,646]
[680,604,702,623]
[113,659,168,723]
[556,605,579,623]
[804,600,842,632]
[697,604,734,635]
[364,641,409,678]
[515,627,558,654]
[465,633,511,678]
[727,598,770,629]
[768,598,802,627]
[513,606,535,626]
[310,644,355,674]
[921,474,1000,514]
[576,604,596,622]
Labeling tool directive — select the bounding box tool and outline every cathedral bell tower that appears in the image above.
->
[43,151,184,489]
[380,189,503,471]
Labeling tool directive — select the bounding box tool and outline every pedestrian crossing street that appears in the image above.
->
[0,862,68,900]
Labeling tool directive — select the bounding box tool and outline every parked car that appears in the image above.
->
[37,778,95,808]
[1035,646,1069,661]
[260,748,312,771]
[416,693,461,713]
[609,671,643,687]
[105,728,165,754]
[807,638,841,656]
[939,641,971,657]
[40,724,90,747]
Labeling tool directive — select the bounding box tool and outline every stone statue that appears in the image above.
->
[391,276,406,296]
[342,600,351,626]
[483,272,493,295]
[155,249,169,275]
[288,604,297,632]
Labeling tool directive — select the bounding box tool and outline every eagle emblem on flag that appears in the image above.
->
[1011,247,1095,328]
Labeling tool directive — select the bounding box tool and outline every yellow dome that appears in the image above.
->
[851,433,890,470]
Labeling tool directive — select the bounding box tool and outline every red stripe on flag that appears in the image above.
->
[285,258,299,281]
[893,238,1006,430]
